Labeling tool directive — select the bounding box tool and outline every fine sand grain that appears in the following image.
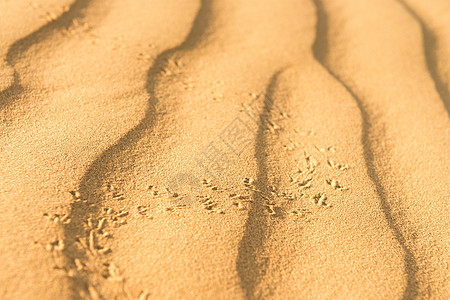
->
[0,0,449,299]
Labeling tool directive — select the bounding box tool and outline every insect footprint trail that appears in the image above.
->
[72,0,317,297]
[241,60,406,298]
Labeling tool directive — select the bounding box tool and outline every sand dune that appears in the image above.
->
[1,0,197,298]
[0,0,449,299]
[245,64,406,299]
[314,0,450,297]
[398,0,450,116]
[0,0,73,91]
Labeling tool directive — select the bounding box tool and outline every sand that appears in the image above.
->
[0,0,449,299]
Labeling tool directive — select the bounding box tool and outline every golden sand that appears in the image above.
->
[0,0,449,299]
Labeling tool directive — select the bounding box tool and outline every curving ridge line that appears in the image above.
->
[62,0,213,296]
[0,0,107,110]
[396,0,450,118]
[311,0,418,299]
[0,72,22,113]
[235,71,284,300]
[75,0,213,205]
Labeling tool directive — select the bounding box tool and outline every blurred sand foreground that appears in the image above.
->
[0,0,449,299]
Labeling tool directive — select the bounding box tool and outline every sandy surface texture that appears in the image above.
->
[0,0,449,299]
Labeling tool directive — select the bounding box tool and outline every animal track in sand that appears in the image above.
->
[237,60,407,298]
[3,0,447,298]
[67,0,320,297]
[0,0,200,298]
